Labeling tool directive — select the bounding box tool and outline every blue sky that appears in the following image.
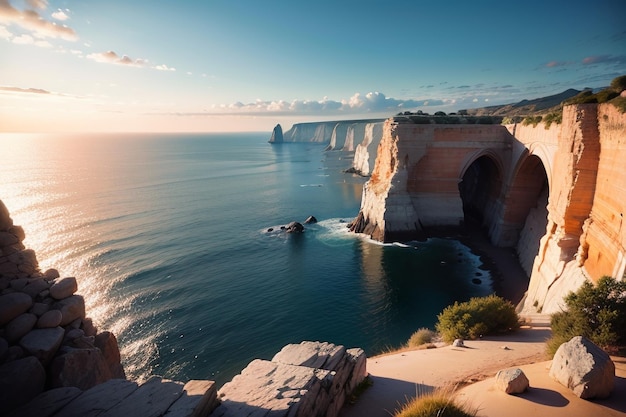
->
[1,0,625,132]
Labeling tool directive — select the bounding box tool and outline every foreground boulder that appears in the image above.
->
[0,356,46,414]
[214,341,367,417]
[549,336,615,399]
[495,368,529,394]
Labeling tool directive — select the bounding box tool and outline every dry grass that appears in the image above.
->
[394,386,479,417]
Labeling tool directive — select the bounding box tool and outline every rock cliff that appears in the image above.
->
[349,103,626,314]
[270,119,385,175]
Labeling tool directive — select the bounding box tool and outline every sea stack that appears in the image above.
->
[269,124,284,143]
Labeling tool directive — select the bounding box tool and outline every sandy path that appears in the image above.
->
[340,326,550,417]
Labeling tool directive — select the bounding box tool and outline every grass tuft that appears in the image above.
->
[394,386,479,417]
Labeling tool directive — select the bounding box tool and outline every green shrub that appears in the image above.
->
[394,387,478,417]
[522,115,543,127]
[565,90,597,105]
[543,112,562,128]
[435,294,520,343]
[407,328,435,347]
[547,276,626,356]
[610,74,626,92]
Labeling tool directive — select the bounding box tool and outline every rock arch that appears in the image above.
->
[503,154,549,274]
[458,153,504,234]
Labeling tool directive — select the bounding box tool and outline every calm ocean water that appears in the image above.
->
[0,132,492,386]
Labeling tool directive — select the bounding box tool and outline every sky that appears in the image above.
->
[1,0,625,133]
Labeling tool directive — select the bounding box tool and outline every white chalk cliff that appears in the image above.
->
[269,119,385,176]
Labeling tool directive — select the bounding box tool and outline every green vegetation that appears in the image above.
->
[563,74,626,111]
[407,328,435,348]
[522,115,542,127]
[394,387,478,417]
[542,112,562,128]
[547,276,626,356]
[610,75,626,92]
[435,294,519,343]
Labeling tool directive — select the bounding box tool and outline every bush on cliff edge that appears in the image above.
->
[435,294,519,343]
[548,276,626,357]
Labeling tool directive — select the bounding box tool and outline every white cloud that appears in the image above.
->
[188,92,448,117]
[0,24,11,38]
[87,50,146,67]
[51,9,69,21]
[0,0,77,41]
[155,64,176,71]
[10,32,50,47]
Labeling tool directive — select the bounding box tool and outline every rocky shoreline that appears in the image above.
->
[0,200,125,413]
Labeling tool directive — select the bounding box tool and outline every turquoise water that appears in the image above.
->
[0,132,492,386]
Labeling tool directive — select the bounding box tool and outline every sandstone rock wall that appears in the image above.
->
[520,103,626,314]
[348,103,625,314]
[0,200,125,414]
[349,120,511,242]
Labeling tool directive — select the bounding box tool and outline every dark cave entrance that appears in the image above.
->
[458,155,502,229]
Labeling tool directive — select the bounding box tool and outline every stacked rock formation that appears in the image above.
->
[213,341,367,417]
[0,200,125,414]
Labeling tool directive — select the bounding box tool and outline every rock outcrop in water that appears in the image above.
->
[269,123,284,143]
[0,200,126,413]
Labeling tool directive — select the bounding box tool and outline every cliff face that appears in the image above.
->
[350,104,626,314]
[272,119,385,175]
[522,104,626,314]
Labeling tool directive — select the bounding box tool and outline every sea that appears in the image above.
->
[0,132,493,387]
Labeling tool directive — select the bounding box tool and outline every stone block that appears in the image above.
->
[164,380,219,417]
[346,347,367,393]
[0,200,12,231]
[5,313,37,343]
[37,309,63,328]
[50,277,78,300]
[272,340,346,370]
[495,368,529,394]
[21,278,49,297]
[549,335,615,399]
[213,359,332,417]
[7,386,82,417]
[0,356,46,414]
[50,348,113,390]
[19,326,65,366]
[95,331,125,379]
[0,292,33,325]
[54,378,139,417]
[0,231,18,247]
[99,376,184,417]
[54,295,86,326]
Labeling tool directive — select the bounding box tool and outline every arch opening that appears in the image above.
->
[458,155,502,230]
[508,155,549,276]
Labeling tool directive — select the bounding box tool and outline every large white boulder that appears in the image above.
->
[549,336,615,399]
